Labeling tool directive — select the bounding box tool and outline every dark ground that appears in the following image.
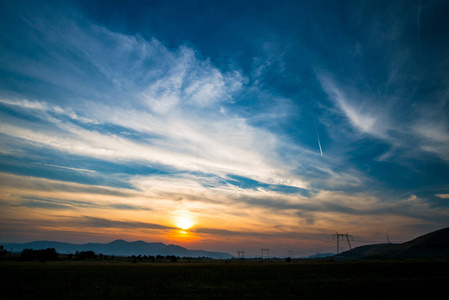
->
[1,259,448,299]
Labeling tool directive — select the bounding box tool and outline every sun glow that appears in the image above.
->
[176,217,194,230]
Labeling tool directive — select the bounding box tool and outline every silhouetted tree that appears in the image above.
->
[20,249,33,261]
[20,248,58,261]
[0,246,8,256]
[165,255,178,262]
[77,250,96,260]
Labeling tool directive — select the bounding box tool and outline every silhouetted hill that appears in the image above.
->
[337,243,396,258]
[366,227,449,259]
[3,240,232,259]
[339,227,449,260]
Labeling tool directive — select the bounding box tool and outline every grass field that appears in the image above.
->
[1,260,448,299]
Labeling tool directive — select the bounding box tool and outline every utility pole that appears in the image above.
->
[386,233,391,244]
[333,232,353,254]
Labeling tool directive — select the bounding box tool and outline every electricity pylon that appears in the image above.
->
[333,232,353,254]
[236,251,245,259]
[261,248,270,258]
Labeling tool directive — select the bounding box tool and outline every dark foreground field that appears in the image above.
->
[1,260,448,299]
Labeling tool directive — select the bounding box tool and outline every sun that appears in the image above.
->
[176,217,194,230]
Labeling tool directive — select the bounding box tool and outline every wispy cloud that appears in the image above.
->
[317,72,390,139]
[0,9,306,189]
[32,162,97,173]
[79,216,175,230]
[317,71,449,164]
[412,117,449,161]
[0,172,133,197]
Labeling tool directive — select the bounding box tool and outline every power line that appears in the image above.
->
[299,240,336,256]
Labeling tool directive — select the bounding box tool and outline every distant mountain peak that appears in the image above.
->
[108,239,128,244]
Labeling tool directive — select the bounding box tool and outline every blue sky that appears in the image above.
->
[0,0,448,256]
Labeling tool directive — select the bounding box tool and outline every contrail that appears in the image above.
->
[313,116,323,156]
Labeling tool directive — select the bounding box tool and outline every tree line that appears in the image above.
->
[0,245,214,262]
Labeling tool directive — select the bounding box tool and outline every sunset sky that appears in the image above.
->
[1,0,448,257]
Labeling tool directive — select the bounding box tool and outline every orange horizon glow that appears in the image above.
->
[0,172,445,256]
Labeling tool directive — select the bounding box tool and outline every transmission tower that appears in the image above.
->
[332,232,353,254]
[236,251,245,259]
[288,250,293,258]
[261,248,270,258]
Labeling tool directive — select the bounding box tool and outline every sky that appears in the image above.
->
[1,0,448,257]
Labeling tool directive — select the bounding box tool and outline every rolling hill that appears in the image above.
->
[339,226,449,260]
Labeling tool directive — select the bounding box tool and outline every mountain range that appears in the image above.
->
[2,239,232,259]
